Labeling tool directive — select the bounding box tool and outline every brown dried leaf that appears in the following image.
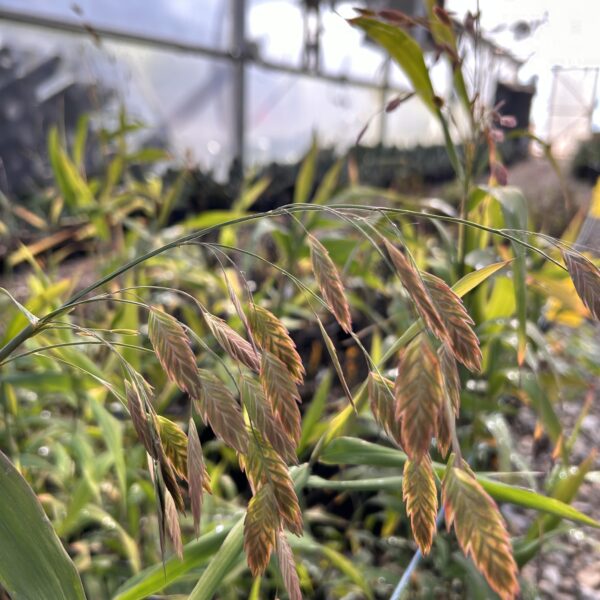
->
[148,308,202,399]
[368,372,403,445]
[195,370,249,454]
[204,312,260,371]
[244,484,278,576]
[395,334,444,462]
[309,235,353,333]
[260,352,302,445]
[241,376,298,464]
[276,530,302,600]
[164,489,183,559]
[250,305,305,383]
[384,240,448,342]
[403,456,438,555]
[423,273,482,372]
[188,418,210,537]
[157,415,188,480]
[243,433,303,536]
[562,250,600,321]
[443,455,519,600]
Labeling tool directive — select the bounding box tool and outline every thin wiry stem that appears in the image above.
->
[0,202,566,363]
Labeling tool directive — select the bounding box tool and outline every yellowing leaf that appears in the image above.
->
[403,456,438,555]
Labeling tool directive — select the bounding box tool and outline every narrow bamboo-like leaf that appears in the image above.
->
[349,16,437,114]
[243,434,303,536]
[148,308,202,399]
[489,187,528,363]
[562,250,600,320]
[368,371,402,445]
[188,518,245,600]
[157,415,188,479]
[403,456,438,554]
[260,352,302,444]
[395,334,444,461]
[384,240,448,342]
[294,139,318,204]
[423,272,482,372]
[250,305,305,382]
[196,370,249,454]
[320,437,600,528]
[204,312,261,371]
[241,376,297,463]
[443,455,519,600]
[188,418,210,537]
[309,235,353,333]
[313,157,344,205]
[114,524,234,600]
[244,484,278,576]
[0,286,39,325]
[0,450,86,600]
[276,530,302,600]
[452,260,512,297]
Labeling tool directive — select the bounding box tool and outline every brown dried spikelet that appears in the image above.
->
[187,418,211,537]
[562,250,600,321]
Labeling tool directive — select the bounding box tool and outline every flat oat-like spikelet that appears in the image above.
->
[244,484,278,576]
[403,455,438,554]
[148,308,203,399]
[276,530,302,600]
[422,272,482,372]
[309,234,353,333]
[243,433,303,536]
[204,312,261,371]
[250,305,305,383]
[395,334,444,462]
[260,351,302,444]
[562,249,600,321]
[443,455,519,600]
[384,240,448,342]
[240,376,297,464]
[368,371,403,445]
[196,369,249,454]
